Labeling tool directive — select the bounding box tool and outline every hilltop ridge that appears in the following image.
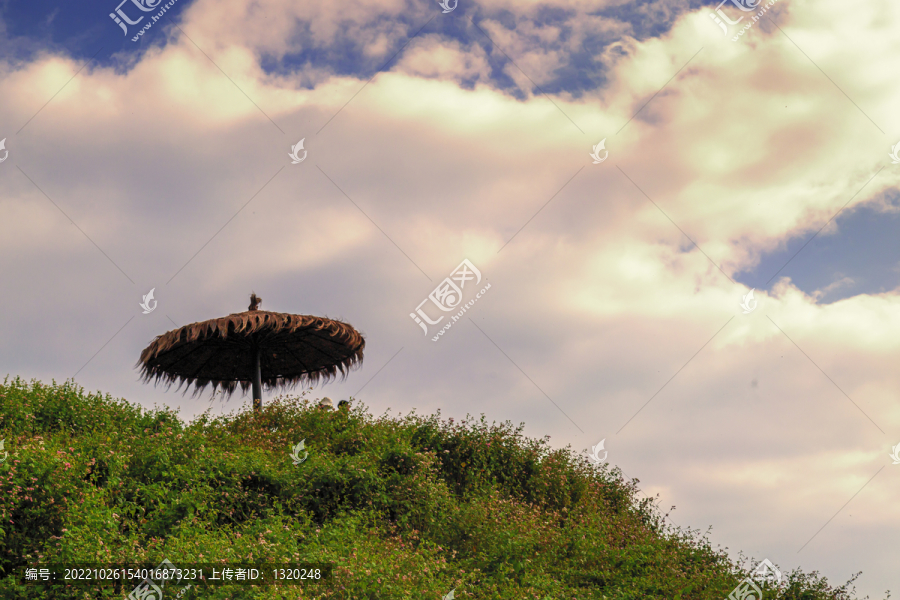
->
[0,377,873,599]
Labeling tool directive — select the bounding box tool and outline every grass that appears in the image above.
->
[0,376,882,599]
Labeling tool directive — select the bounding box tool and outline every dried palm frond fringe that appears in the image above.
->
[136,310,365,399]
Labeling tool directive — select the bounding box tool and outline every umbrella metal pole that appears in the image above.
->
[252,344,262,412]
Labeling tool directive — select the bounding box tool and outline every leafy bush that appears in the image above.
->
[0,376,881,599]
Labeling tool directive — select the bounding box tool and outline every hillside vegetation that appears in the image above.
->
[0,377,873,599]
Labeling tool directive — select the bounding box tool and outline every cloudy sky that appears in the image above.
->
[1,0,899,596]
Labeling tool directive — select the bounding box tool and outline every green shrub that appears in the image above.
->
[0,376,880,599]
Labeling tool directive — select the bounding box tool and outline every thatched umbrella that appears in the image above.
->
[136,293,365,412]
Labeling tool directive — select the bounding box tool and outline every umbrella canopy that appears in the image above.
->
[136,294,365,411]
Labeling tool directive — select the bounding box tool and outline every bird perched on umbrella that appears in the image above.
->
[248,292,262,311]
[137,293,365,412]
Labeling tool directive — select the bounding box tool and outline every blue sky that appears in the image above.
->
[736,189,900,303]
[0,0,147,61]
[1,0,705,96]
